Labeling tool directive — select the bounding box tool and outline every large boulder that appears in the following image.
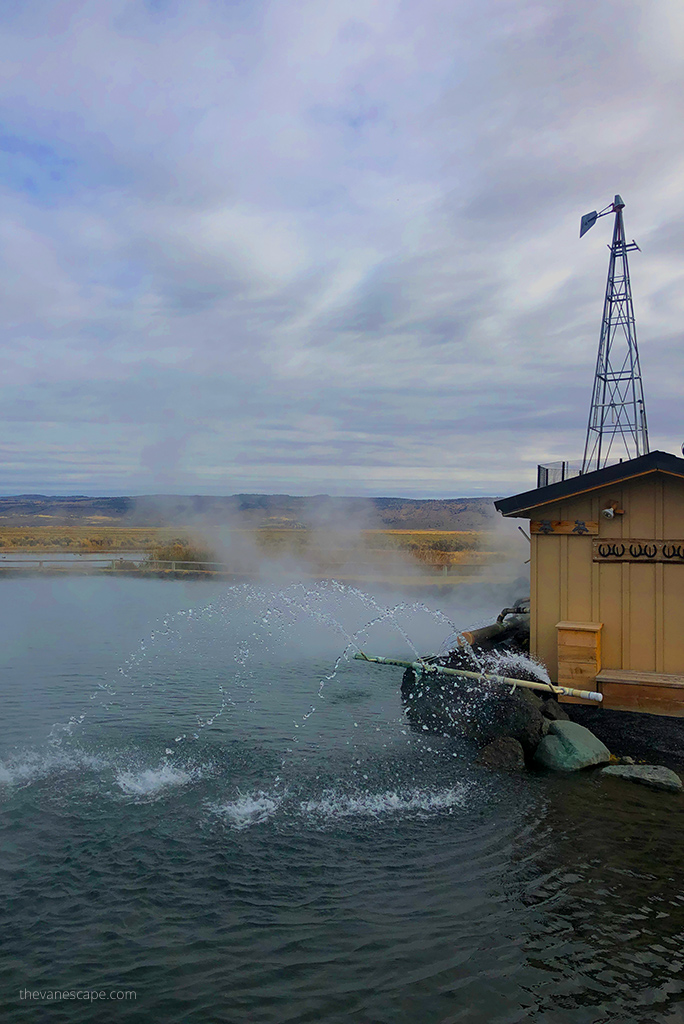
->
[401,669,546,755]
[475,737,526,771]
[541,698,570,722]
[534,720,611,772]
[602,764,683,793]
[505,689,547,755]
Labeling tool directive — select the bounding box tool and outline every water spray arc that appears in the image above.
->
[580,194,649,474]
[354,652,602,702]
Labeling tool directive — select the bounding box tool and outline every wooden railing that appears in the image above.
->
[0,558,225,572]
[0,557,511,581]
[0,558,510,580]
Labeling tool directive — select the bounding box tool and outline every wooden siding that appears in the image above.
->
[530,520,598,535]
[527,473,684,687]
[556,622,602,704]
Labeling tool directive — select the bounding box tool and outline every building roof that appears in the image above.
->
[495,450,684,517]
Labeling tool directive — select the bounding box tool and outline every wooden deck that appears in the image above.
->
[596,669,684,718]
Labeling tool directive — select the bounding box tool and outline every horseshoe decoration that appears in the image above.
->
[593,539,684,563]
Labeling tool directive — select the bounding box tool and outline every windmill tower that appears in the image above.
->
[580,195,649,474]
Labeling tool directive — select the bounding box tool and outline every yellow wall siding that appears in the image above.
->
[526,472,684,680]
[598,563,623,668]
[532,532,561,678]
[532,537,539,663]
[655,561,664,674]
[663,476,684,537]
[628,563,657,671]
[627,477,658,536]
[658,475,684,675]
[663,564,684,674]
[567,537,593,622]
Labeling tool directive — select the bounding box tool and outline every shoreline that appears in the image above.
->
[0,562,519,589]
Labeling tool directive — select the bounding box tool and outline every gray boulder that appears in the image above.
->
[602,764,683,793]
[534,720,611,772]
[475,737,525,771]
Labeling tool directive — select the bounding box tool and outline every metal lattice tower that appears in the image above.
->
[580,194,649,474]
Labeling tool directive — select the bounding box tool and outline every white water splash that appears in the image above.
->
[209,791,282,830]
[0,748,106,787]
[300,785,469,820]
[485,650,550,684]
[115,761,201,799]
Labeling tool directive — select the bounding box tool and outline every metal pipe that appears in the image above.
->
[353,652,602,703]
[496,608,518,625]
[458,622,507,646]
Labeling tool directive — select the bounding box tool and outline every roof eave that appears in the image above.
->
[495,452,684,518]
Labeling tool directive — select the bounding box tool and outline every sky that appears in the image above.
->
[0,0,683,498]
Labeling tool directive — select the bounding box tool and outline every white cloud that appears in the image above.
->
[0,0,681,495]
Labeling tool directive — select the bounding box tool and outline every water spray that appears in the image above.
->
[354,652,602,703]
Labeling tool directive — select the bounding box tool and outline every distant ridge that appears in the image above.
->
[0,494,499,530]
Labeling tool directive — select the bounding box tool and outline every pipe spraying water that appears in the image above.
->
[353,652,603,703]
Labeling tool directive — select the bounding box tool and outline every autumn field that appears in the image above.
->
[0,526,183,554]
[0,525,498,557]
[0,526,520,584]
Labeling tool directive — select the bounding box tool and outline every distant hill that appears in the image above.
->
[0,493,500,530]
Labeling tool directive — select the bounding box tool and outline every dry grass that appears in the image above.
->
[146,541,217,564]
[250,528,502,563]
[0,525,508,572]
[0,527,190,553]
[233,527,507,570]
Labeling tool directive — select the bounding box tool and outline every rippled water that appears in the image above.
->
[1,577,683,1023]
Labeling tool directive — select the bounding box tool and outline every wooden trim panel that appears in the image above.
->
[597,669,684,688]
[532,520,598,535]
[596,669,684,717]
[557,621,602,706]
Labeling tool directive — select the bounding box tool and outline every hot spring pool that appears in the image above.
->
[1,577,682,1023]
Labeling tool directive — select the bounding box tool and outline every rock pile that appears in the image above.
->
[402,664,683,787]
[474,706,611,772]
[401,666,570,760]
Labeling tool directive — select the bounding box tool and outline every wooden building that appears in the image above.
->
[495,451,684,717]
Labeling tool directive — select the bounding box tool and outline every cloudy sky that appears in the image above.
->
[0,0,683,497]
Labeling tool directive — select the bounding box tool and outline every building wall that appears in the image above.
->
[528,473,684,681]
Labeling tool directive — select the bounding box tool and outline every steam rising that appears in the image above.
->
[129,492,529,596]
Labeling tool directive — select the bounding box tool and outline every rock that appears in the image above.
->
[512,699,546,757]
[518,688,544,711]
[541,698,570,721]
[602,764,683,793]
[401,671,546,757]
[475,737,525,771]
[534,720,611,772]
